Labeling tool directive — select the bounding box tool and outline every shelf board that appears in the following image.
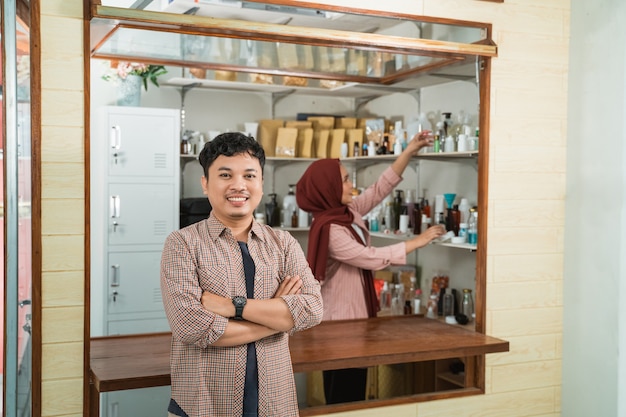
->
[437,371,465,387]
[370,231,477,250]
[162,77,383,98]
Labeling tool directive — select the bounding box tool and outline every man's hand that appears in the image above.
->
[274,276,303,297]
[201,292,233,318]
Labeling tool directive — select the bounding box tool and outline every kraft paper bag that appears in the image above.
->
[315,130,330,158]
[347,128,364,157]
[329,128,346,158]
[298,128,314,158]
[335,117,357,130]
[275,127,298,157]
[258,119,284,157]
[307,116,335,131]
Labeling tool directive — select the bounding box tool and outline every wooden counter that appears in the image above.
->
[89,315,508,416]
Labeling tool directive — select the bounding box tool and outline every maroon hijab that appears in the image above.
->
[296,159,378,317]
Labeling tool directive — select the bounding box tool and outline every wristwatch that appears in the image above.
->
[232,296,247,320]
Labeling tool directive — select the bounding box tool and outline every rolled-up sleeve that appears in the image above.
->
[328,223,406,271]
[276,233,323,335]
[161,231,228,347]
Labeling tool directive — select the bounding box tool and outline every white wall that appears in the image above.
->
[563,1,626,415]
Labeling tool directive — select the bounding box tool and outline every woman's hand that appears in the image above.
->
[405,130,434,154]
[405,224,446,252]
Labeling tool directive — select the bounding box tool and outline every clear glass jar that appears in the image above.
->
[461,288,474,322]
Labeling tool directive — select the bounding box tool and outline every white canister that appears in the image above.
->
[399,214,410,233]
[340,142,349,158]
[298,208,309,228]
[444,135,456,152]
[457,134,468,152]
[368,141,376,156]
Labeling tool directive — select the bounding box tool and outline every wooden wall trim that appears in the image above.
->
[83,0,92,415]
[30,0,42,415]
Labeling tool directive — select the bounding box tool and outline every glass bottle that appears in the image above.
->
[379,282,391,312]
[461,288,474,322]
[426,290,438,319]
[351,171,360,198]
[443,290,454,317]
[265,193,280,227]
[392,189,404,232]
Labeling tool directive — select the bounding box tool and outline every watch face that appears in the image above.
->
[233,296,246,307]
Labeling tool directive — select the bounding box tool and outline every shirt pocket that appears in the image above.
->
[196,264,240,297]
[252,258,282,299]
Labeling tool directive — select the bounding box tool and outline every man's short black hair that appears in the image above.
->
[198,132,265,177]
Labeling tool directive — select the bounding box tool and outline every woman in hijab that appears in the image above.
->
[296,131,445,405]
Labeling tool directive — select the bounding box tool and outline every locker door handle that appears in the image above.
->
[111,264,120,287]
[110,125,121,150]
[110,195,120,218]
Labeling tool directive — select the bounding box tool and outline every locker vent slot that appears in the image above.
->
[153,153,168,169]
[154,221,168,235]
[153,288,162,304]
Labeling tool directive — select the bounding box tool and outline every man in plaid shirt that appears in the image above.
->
[161,132,323,417]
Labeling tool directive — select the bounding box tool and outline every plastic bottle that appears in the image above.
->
[282,185,297,227]
[468,208,478,245]
[393,138,402,155]
[458,198,470,224]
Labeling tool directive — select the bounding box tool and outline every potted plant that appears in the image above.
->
[102,61,168,106]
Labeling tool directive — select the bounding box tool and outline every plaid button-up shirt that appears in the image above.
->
[161,214,323,417]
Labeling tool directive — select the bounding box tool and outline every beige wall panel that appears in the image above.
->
[41,199,84,235]
[492,200,564,228]
[41,126,84,164]
[487,226,562,255]
[41,378,83,417]
[417,386,556,417]
[492,145,566,173]
[489,117,567,147]
[42,306,84,344]
[41,90,84,127]
[42,342,83,380]
[42,53,84,91]
[493,86,567,120]
[487,334,559,366]
[490,60,568,94]
[492,253,563,283]
[492,9,567,37]
[491,360,561,393]
[502,0,569,9]
[488,281,560,310]
[40,17,83,59]
[41,0,83,18]
[42,235,84,271]
[492,307,562,337]
[489,172,566,200]
[495,30,569,64]
[42,271,84,308]
[41,163,84,199]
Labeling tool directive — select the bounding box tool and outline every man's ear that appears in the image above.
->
[200,175,208,196]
